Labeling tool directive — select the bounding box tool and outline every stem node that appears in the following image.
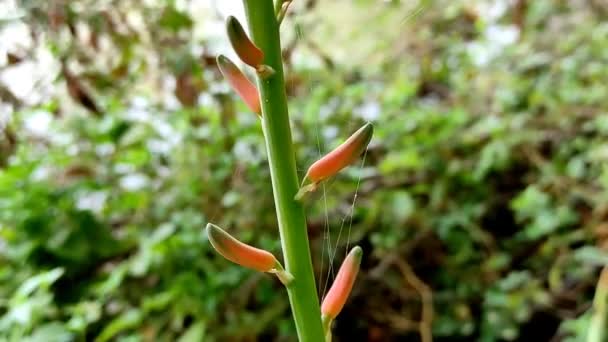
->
[277,1,292,25]
[256,64,275,78]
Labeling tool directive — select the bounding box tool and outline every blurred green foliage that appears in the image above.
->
[1,0,608,341]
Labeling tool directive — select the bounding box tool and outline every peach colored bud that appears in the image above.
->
[305,123,373,183]
[321,246,363,320]
[216,55,261,115]
[226,16,264,68]
[206,223,277,272]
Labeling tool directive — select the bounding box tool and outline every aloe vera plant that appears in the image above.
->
[207,1,372,341]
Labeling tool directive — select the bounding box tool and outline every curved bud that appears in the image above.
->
[306,123,373,183]
[295,123,373,200]
[206,223,277,272]
[321,246,363,321]
[226,16,264,68]
[217,55,261,115]
[277,0,292,25]
[255,64,275,79]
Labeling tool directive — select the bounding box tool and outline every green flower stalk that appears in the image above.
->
[240,0,325,340]
[209,2,368,341]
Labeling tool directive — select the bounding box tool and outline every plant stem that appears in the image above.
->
[274,0,288,15]
[588,267,608,342]
[241,1,325,341]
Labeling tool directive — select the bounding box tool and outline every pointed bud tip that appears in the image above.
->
[205,222,218,234]
[206,223,229,247]
[226,15,239,31]
[225,15,264,67]
[216,54,236,74]
[343,245,363,270]
[350,245,363,260]
[216,54,228,65]
[359,122,374,145]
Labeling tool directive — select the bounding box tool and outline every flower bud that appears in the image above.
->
[321,246,363,320]
[217,55,261,115]
[306,123,373,183]
[206,223,277,272]
[226,16,264,68]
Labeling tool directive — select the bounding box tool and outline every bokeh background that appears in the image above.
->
[1,0,608,341]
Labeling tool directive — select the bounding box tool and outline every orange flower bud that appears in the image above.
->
[306,122,374,182]
[295,123,373,200]
[306,123,373,183]
[206,223,277,272]
[216,55,261,115]
[226,16,264,68]
[321,246,363,320]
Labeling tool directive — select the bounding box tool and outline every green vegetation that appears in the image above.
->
[1,1,607,341]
